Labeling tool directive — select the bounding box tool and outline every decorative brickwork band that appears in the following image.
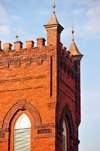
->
[37,129,52,134]
[34,134,55,139]
[2,99,42,129]
[0,139,8,143]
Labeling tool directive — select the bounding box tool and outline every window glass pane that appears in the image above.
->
[14,113,31,151]
[63,119,67,151]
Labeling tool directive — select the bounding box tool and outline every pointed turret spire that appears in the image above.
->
[44,0,64,46]
[47,0,59,25]
[72,22,75,41]
[69,24,83,61]
[44,0,63,32]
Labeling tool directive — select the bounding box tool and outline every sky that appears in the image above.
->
[0,0,100,150]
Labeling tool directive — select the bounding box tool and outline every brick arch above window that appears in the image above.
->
[2,99,42,130]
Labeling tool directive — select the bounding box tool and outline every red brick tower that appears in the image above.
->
[0,2,83,151]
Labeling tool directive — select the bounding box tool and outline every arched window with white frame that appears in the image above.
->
[14,113,31,151]
[63,119,67,151]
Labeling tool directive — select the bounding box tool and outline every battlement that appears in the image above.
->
[0,38,46,53]
[0,37,78,72]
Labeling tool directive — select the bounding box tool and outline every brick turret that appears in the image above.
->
[44,5,63,47]
[0,1,83,151]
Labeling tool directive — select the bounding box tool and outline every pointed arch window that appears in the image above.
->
[63,119,67,151]
[14,113,31,151]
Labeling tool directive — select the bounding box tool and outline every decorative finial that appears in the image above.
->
[15,26,19,41]
[52,0,56,13]
[72,22,75,41]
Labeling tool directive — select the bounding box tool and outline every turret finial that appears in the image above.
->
[15,26,19,41]
[52,0,56,13]
[72,22,75,41]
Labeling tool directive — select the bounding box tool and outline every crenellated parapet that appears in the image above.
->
[0,38,46,53]
[0,37,80,77]
[0,38,49,69]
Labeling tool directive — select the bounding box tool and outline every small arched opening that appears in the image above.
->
[60,105,74,151]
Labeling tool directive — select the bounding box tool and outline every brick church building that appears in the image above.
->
[0,2,83,151]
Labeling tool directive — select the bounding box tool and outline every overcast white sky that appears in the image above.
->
[0,0,100,150]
